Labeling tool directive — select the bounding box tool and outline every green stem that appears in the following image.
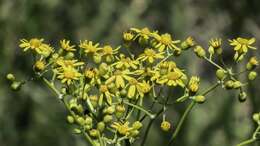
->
[204,56,224,70]
[168,82,220,145]
[124,101,155,119]
[236,138,256,146]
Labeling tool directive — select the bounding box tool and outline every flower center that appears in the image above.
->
[160,34,172,45]
[100,85,108,93]
[64,70,75,79]
[30,38,42,48]
[144,49,156,57]
[103,45,113,55]
[167,71,180,80]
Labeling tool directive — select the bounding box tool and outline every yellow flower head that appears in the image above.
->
[229,37,256,53]
[188,76,200,93]
[105,70,133,89]
[138,48,164,63]
[79,40,101,54]
[160,121,171,132]
[60,39,76,52]
[19,38,44,51]
[57,66,82,85]
[131,27,152,40]
[153,33,181,52]
[111,122,132,136]
[56,58,84,68]
[113,54,139,69]
[123,32,134,41]
[157,68,186,87]
[101,45,120,56]
[209,38,222,49]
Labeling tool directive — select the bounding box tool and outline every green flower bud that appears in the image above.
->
[97,122,106,132]
[34,60,45,72]
[216,47,223,55]
[73,128,82,134]
[233,81,242,89]
[208,46,215,55]
[173,48,182,56]
[67,115,74,124]
[246,57,258,70]
[120,89,127,97]
[89,129,99,137]
[224,80,234,89]
[65,52,74,59]
[194,95,206,104]
[253,113,260,123]
[11,81,23,91]
[130,130,139,137]
[160,121,171,132]
[216,69,226,80]
[248,71,257,80]
[84,124,92,130]
[238,92,247,102]
[85,117,93,125]
[194,46,206,58]
[103,115,113,123]
[105,55,114,63]
[77,117,85,126]
[181,36,195,50]
[93,55,102,64]
[132,121,143,130]
[99,63,108,75]
[104,106,115,114]
[6,73,15,81]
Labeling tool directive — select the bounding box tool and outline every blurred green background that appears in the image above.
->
[0,0,260,146]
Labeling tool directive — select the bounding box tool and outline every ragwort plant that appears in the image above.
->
[6,27,260,146]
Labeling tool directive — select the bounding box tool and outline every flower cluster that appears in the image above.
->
[8,27,259,146]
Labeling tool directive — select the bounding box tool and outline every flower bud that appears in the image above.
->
[248,71,257,80]
[89,95,98,108]
[11,81,23,91]
[194,95,206,104]
[65,52,74,59]
[93,55,102,64]
[73,128,81,134]
[160,121,171,132]
[105,55,114,63]
[6,73,15,81]
[77,117,85,126]
[238,92,247,102]
[233,81,242,89]
[97,122,105,132]
[123,32,134,41]
[34,60,45,72]
[67,115,74,124]
[89,129,99,137]
[130,130,139,137]
[85,116,93,125]
[194,46,206,58]
[120,89,127,97]
[103,115,113,123]
[99,63,108,75]
[181,36,195,50]
[216,69,226,80]
[224,80,234,89]
[132,121,142,130]
[253,113,260,123]
[104,106,115,114]
[246,57,258,70]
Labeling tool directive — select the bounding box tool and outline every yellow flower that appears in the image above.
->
[229,37,257,61]
[56,58,84,68]
[101,45,120,56]
[130,27,152,40]
[209,38,222,49]
[19,38,44,51]
[105,70,133,88]
[84,68,100,85]
[99,85,114,105]
[34,60,45,72]
[138,48,164,63]
[188,76,200,93]
[19,38,53,57]
[113,54,139,69]
[157,68,187,87]
[79,40,101,54]
[111,122,132,136]
[127,79,151,99]
[181,36,196,50]
[153,33,181,52]
[57,66,82,85]
[123,32,134,41]
[160,121,171,132]
[60,39,76,52]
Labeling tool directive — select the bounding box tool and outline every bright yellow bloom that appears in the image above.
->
[156,68,187,87]
[57,66,82,85]
[138,48,164,63]
[130,27,152,40]
[19,38,44,51]
[111,122,132,136]
[123,32,134,41]
[79,40,101,54]
[188,76,200,93]
[160,121,171,132]
[229,37,257,61]
[56,58,84,68]
[209,38,222,48]
[19,38,53,57]
[113,54,139,69]
[105,70,133,88]
[101,45,120,56]
[153,33,181,52]
[127,79,151,99]
[60,39,76,51]
[99,85,114,105]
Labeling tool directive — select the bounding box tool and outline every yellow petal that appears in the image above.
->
[127,85,136,99]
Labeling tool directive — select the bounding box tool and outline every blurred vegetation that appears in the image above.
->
[0,0,260,146]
